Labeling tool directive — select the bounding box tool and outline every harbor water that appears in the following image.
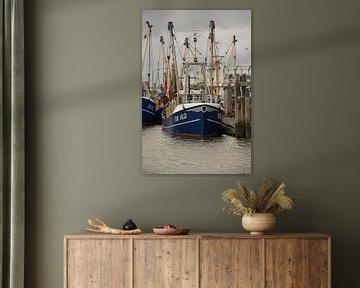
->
[142,125,251,174]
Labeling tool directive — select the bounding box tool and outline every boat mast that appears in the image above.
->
[183,37,191,104]
[223,35,237,84]
[146,21,152,91]
[232,35,237,70]
[160,36,168,94]
[209,21,215,96]
[179,37,190,82]
[215,46,220,97]
[168,21,179,102]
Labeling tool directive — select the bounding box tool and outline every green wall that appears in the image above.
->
[25,0,360,287]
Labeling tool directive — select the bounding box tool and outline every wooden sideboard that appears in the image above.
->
[64,233,330,288]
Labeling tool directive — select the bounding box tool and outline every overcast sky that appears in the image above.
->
[142,10,251,82]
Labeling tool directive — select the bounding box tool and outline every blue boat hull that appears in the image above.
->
[142,97,163,125]
[155,107,163,124]
[162,104,223,137]
[142,97,157,125]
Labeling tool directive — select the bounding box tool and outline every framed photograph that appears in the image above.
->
[142,10,251,174]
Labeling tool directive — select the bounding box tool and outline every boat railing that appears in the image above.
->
[181,93,220,104]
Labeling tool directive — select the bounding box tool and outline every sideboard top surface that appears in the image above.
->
[64,232,330,240]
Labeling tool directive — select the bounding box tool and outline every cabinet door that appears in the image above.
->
[200,239,264,288]
[309,239,330,288]
[266,239,309,287]
[65,239,131,288]
[134,239,198,288]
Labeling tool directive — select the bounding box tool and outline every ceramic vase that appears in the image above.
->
[242,213,276,235]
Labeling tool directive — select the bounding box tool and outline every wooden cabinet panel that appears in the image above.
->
[309,239,330,288]
[65,239,131,288]
[200,239,264,288]
[133,239,198,288]
[265,239,310,288]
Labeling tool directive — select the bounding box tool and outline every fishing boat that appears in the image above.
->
[161,21,224,137]
[142,85,157,125]
[142,21,162,126]
[162,63,223,137]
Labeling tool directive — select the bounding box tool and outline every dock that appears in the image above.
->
[222,74,251,139]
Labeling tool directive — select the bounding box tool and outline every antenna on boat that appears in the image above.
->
[168,21,174,35]
[183,37,190,62]
[187,29,204,62]
[184,37,190,48]
[193,33,198,63]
